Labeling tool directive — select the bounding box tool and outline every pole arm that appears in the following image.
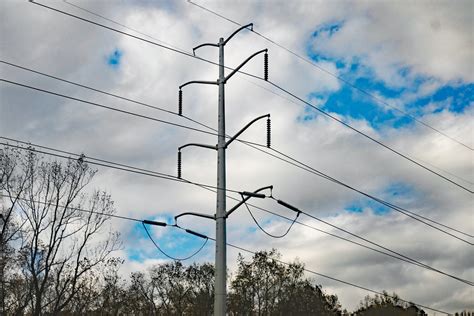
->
[225,185,273,218]
[223,23,253,45]
[224,49,267,83]
[193,42,219,55]
[225,114,270,149]
[179,143,217,151]
[175,212,215,225]
[180,80,218,89]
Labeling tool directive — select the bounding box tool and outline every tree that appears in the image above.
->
[123,261,215,315]
[229,249,342,315]
[354,292,427,316]
[0,147,121,315]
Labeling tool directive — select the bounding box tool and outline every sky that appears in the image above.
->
[0,0,473,314]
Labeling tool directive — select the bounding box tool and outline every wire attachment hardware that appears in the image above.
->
[178,89,183,116]
[177,151,182,179]
[267,117,271,148]
[264,52,268,81]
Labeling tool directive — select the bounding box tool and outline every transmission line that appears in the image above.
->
[206,236,451,315]
[27,0,474,193]
[1,75,471,241]
[0,190,450,315]
[0,141,242,195]
[186,0,473,152]
[1,138,471,285]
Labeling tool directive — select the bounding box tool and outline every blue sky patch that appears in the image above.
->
[345,182,415,215]
[312,21,344,38]
[305,24,473,130]
[410,83,474,114]
[106,49,123,69]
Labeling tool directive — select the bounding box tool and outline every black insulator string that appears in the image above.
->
[177,151,182,179]
[264,52,269,81]
[266,117,271,148]
[178,89,183,115]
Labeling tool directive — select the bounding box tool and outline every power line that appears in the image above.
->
[1,74,471,241]
[0,79,219,138]
[1,138,471,285]
[268,81,474,194]
[0,193,141,223]
[0,141,242,195]
[293,206,473,285]
[62,0,190,54]
[208,237,451,315]
[27,0,474,193]
[0,61,263,149]
[0,190,449,315]
[265,146,474,241]
[186,0,473,152]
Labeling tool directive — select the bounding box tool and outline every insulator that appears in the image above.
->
[266,117,271,148]
[177,151,182,179]
[178,90,183,116]
[264,52,268,81]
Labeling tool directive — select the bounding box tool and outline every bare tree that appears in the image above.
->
[0,147,121,315]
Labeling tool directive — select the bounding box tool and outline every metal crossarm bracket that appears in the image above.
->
[180,80,218,89]
[225,185,273,218]
[223,23,253,45]
[179,143,217,151]
[193,42,219,55]
[225,114,270,148]
[224,49,267,83]
[175,212,215,225]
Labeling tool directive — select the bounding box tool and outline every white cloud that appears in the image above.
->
[0,0,472,314]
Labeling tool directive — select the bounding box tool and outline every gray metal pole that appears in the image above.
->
[214,37,227,316]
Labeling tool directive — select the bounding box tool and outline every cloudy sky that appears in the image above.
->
[1,0,473,313]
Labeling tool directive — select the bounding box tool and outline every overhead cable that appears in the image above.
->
[0,190,450,315]
[1,138,471,285]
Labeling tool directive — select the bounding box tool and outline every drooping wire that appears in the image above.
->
[0,191,208,261]
[142,222,208,261]
[186,0,473,152]
[2,139,472,285]
[241,194,299,238]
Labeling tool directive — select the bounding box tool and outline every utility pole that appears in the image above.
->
[177,23,270,315]
[215,35,227,316]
